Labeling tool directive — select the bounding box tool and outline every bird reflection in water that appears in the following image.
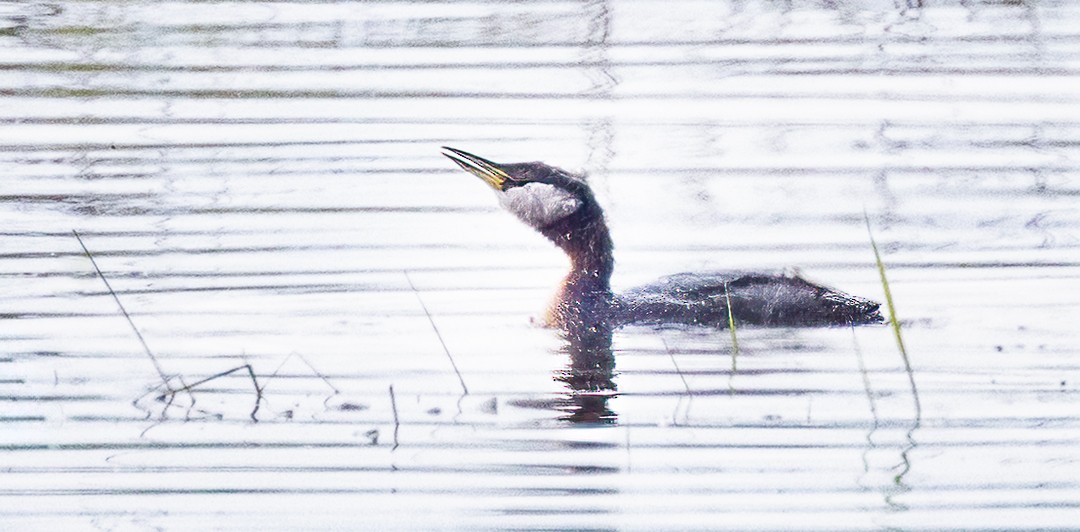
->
[555,319,618,424]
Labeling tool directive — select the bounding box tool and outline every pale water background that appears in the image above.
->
[2,1,1079,530]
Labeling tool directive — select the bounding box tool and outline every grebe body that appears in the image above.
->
[442,147,882,331]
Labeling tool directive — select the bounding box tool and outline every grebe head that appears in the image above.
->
[441,146,590,230]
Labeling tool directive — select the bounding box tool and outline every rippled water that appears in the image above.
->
[2,1,1079,530]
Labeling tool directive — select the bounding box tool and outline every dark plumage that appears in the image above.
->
[617,271,882,327]
[442,147,883,331]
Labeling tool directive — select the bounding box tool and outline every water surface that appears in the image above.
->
[2,1,1079,530]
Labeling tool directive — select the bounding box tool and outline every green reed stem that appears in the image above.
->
[864,214,921,420]
[723,282,739,374]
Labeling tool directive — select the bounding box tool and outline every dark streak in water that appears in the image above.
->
[0,487,623,497]
[7,84,1080,103]
[11,61,1080,76]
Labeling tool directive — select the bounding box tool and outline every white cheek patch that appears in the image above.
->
[498,182,582,229]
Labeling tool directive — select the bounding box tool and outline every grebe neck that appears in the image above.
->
[537,198,615,327]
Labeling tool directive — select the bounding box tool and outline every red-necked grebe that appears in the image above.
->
[442,147,883,331]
